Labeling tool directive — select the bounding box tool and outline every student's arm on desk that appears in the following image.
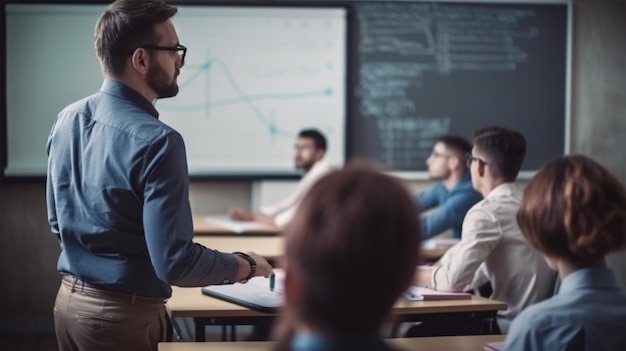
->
[228,207,276,226]
[429,208,500,292]
[414,264,437,288]
[421,191,480,239]
[413,185,439,211]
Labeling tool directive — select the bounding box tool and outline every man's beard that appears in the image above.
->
[146,62,179,99]
[295,159,315,173]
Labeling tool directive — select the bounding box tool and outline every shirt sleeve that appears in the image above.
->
[413,185,439,212]
[261,162,333,227]
[431,206,501,291]
[421,189,480,239]
[46,119,60,241]
[141,132,239,286]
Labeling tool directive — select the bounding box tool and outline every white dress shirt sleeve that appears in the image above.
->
[260,160,334,228]
[432,206,502,291]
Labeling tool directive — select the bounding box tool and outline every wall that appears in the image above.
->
[1,0,625,334]
[569,0,626,286]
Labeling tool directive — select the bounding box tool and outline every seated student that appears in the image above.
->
[414,135,483,240]
[505,155,626,351]
[271,162,421,351]
[229,129,334,228]
[413,126,554,334]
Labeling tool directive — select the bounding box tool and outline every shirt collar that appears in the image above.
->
[452,171,473,189]
[559,267,622,294]
[100,79,159,119]
[486,182,517,199]
[291,331,387,351]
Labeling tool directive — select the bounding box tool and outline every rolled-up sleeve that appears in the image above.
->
[432,207,501,291]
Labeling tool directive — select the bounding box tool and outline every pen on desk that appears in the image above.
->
[269,272,275,292]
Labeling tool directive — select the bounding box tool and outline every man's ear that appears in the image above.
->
[314,149,325,162]
[477,160,486,178]
[129,48,150,75]
[447,155,460,171]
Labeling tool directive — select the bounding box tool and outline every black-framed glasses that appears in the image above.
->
[465,153,488,168]
[128,44,187,66]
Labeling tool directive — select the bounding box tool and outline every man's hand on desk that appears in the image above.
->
[413,265,436,288]
[249,252,273,278]
[228,207,277,227]
[234,251,274,283]
[228,207,255,221]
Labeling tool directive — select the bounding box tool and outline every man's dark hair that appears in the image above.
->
[473,126,526,182]
[298,129,327,152]
[94,0,177,76]
[435,135,472,156]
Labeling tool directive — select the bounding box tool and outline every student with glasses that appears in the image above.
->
[412,126,554,335]
[412,135,483,240]
[47,1,272,349]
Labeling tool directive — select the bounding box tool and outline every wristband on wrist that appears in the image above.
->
[233,251,257,283]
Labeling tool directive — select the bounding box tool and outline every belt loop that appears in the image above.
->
[70,276,78,293]
[131,293,136,306]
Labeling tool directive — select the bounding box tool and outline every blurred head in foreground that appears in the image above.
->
[273,161,421,350]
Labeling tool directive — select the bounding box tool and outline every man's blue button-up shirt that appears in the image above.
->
[46,79,238,298]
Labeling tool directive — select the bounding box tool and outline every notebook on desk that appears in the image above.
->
[201,272,284,313]
[404,285,472,301]
[484,341,505,351]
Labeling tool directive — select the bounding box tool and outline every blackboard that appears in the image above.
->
[1,1,570,178]
[348,1,569,173]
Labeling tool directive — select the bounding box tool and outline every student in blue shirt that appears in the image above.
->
[413,135,483,239]
[272,162,420,351]
[506,154,626,351]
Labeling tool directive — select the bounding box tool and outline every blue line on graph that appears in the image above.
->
[158,57,333,139]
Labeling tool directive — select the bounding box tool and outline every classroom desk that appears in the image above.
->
[168,286,506,342]
[193,236,448,263]
[193,215,280,236]
[160,333,506,350]
[194,236,284,262]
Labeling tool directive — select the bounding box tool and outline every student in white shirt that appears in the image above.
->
[413,126,555,334]
[506,155,626,351]
[229,129,334,228]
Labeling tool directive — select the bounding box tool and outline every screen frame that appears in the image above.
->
[0,0,352,181]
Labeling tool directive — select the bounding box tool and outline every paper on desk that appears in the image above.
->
[205,215,274,233]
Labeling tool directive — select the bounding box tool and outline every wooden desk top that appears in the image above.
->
[167,286,506,318]
[193,215,280,236]
[159,334,506,351]
[194,236,284,261]
[193,236,447,263]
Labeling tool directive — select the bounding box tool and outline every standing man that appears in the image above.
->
[414,135,483,240]
[229,128,334,228]
[413,126,554,334]
[46,1,272,350]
